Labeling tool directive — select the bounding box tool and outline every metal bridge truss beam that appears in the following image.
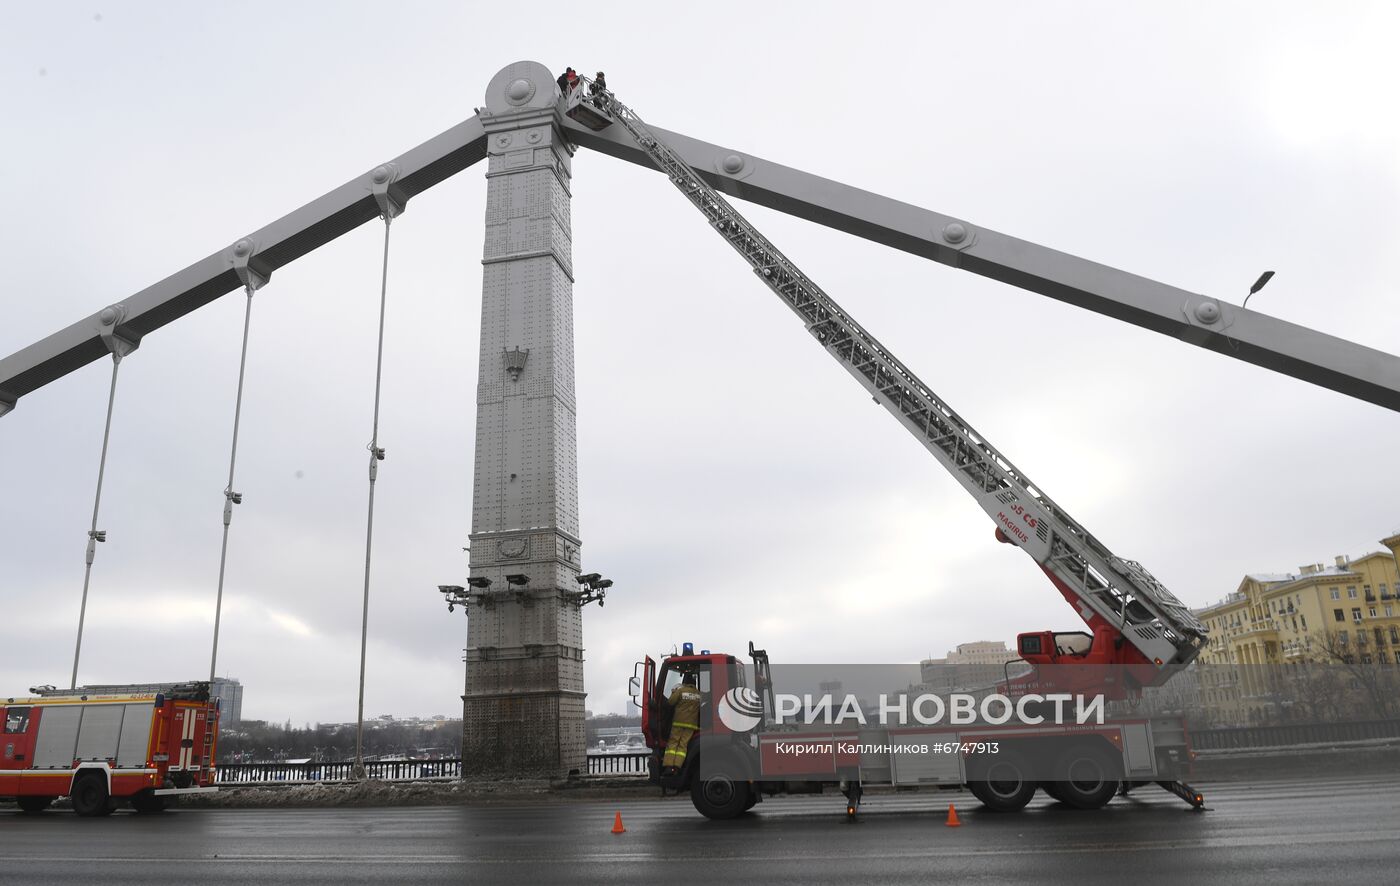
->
[0,117,487,411]
[560,115,1400,414]
[6,85,1399,417]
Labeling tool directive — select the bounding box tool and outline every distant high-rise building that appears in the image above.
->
[920,641,1018,692]
[212,678,243,728]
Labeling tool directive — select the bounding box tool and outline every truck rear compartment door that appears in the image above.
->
[32,705,81,770]
[74,704,125,762]
[116,703,155,768]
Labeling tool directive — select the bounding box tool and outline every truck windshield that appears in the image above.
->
[660,664,710,698]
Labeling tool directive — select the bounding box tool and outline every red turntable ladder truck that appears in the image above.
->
[571,83,1211,817]
[2,681,220,815]
[633,642,1203,819]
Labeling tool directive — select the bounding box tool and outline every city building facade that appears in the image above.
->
[1194,531,1400,724]
[920,641,1019,692]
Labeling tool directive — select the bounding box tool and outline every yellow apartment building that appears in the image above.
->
[1193,530,1400,725]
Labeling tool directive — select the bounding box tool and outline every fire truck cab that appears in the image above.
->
[632,644,764,818]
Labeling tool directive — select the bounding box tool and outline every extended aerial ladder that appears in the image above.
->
[570,82,1209,692]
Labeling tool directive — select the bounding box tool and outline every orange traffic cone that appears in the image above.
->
[945,803,962,827]
[611,811,626,834]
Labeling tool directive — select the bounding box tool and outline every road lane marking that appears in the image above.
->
[1,830,1394,866]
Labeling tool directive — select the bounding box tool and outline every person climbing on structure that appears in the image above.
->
[662,671,702,775]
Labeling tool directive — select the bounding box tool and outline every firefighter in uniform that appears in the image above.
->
[662,672,702,774]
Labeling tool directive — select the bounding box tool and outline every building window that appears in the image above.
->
[1395,651,1400,666]
[1391,626,1399,645]
[1387,605,1395,618]
[1334,609,1345,622]
[1352,607,1363,623]
[1300,615,1307,630]
[1339,631,1349,645]
[1348,587,1358,599]
[1330,588,1341,600]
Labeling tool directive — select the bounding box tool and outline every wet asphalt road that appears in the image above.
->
[2,776,1397,885]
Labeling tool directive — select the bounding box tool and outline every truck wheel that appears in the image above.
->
[691,770,751,820]
[71,774,114,817]
[17,796,56,813]
[130,790,168,814]
[1051,745,1120,810]
[967,749,1037,812]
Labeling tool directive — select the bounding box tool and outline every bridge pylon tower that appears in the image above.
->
[462,61,587,777]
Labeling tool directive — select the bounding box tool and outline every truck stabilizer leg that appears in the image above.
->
[843,780,863,820]
[1156,780,1207,811]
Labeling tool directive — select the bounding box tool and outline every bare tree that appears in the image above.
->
[1279,660,1348,723]
[1313,630,1400,720]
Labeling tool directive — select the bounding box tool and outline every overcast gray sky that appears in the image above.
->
[3,2,1398,725]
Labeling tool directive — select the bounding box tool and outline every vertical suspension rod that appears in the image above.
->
[70,354,123,689]
[354,214,393,779]
[209,283,257,684]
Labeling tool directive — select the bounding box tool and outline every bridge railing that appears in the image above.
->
[1191,718,1400,751]
[586,752,650,775]
[216,759,462,783]
[215,752,651,784]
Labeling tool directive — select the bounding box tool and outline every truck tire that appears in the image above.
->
[130,790,168,814]
[71,773,114,817]
[691,770,752,820]
[1050,744,1120,810]
[17,795,56,813]
[967,749,1037,812]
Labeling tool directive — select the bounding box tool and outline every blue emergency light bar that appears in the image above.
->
[682,642,694,655]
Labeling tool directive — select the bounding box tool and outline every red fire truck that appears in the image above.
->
[593,88,1211,819]
[633,642,1203,820]
[2,681,219,815]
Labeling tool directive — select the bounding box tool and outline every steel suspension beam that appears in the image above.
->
[560,116,1400,413]
[0,116,488,414]
[5,77,1398,415]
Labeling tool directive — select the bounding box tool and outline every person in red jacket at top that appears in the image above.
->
[557,67,580,97]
